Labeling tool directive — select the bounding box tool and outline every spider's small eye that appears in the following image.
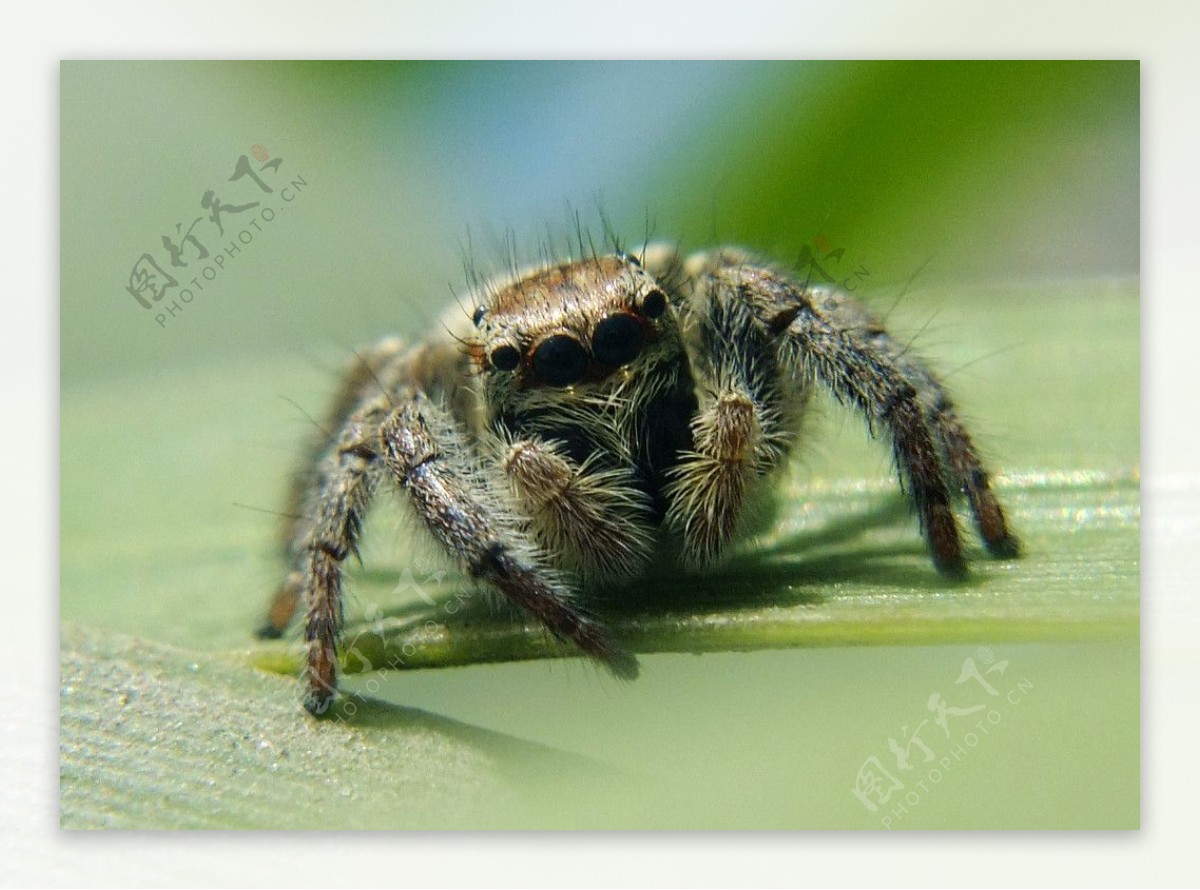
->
[532,335,589,387]
[592,312,644,368]
[489,344,520,372]
[641,289,668,319]
[472,306,486,327]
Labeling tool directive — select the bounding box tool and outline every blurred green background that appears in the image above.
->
[61,61,1138,828]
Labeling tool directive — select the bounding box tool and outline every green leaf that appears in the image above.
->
[61,279,1137,829]
[60,624,614,829]
[250,466,1138,679]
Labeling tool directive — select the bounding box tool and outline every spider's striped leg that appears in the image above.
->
[686,252,1017,574]
[258,338,407,640]
[291,390,390,715]
[380,391,639,681]
[807,288,1018,558]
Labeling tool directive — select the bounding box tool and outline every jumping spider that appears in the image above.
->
[259,243,1019,715]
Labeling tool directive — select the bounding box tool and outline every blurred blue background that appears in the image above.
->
[62,61,1136,383]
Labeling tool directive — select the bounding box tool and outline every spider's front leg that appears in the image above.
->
[683,251,1018,574]
[379,392,639,682]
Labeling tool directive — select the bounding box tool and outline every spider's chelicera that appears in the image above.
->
[260,243,1019,716]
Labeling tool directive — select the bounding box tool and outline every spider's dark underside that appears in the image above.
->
[258,245,1019,716]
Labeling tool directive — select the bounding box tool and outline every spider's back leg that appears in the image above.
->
[258,337,408,640]
[290,386,392,715]
[813,287,1019,558]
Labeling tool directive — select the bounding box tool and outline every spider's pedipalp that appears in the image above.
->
[665,252,806,564]
[500,437,655,579]
[665,387,766,564]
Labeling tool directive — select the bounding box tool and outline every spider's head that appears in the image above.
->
[469,254,680,400]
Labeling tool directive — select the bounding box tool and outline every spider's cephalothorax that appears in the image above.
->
[260,245,1019,716]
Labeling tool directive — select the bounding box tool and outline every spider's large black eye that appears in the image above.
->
[532,335,589,387]
[641,289,667,319]
[490,344,520,372]
[591,312,644,368]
